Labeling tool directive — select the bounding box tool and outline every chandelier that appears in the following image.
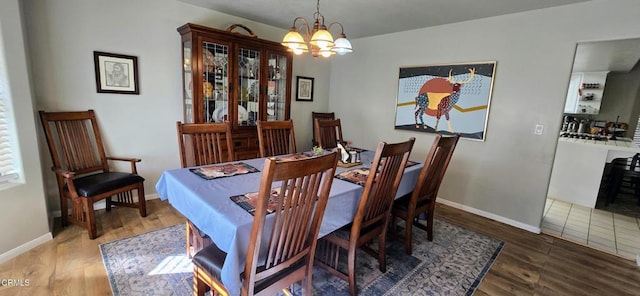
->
[281,0,353,58]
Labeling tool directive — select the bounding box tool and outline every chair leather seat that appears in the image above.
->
[393,193,412,210]
[193,242,305,291]
[193,243,227,282]
[67,172,144,197]
[393,193,431,211]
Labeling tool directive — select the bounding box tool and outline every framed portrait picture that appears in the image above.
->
[394,61,496,141]
[296,76,314,101]
[93,51,139,94]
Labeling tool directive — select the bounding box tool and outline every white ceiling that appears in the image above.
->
[179,0,590,39]
[573,38,640,73]
[179,0,640,73]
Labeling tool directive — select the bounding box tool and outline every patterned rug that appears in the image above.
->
[100,219,503,295]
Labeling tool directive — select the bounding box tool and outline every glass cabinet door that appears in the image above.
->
[267,53,288,121]
[202,40,229,123]
[182,41,193,123]
[238,47,260,127]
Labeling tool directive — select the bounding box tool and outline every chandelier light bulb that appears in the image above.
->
[310,28,334,50]
[332,36,353,55]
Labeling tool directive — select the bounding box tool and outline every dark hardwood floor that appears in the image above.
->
[0,199,638,295]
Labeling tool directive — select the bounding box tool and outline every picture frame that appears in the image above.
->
[93,51,139,94]
[394,61,496,141]
[296,76,314,101]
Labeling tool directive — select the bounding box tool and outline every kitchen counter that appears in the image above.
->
[558,137,640,161]
[549,137,640,208]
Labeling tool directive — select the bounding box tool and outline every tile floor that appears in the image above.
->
[542,198,640,260]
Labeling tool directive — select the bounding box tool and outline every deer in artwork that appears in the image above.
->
[414,68,476,132]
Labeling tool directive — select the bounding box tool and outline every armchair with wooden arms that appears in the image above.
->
[176,120,234,257]
[192,152,340,296]
[391,134,459,254]
[315,137,415,296]
[39,110,147,239]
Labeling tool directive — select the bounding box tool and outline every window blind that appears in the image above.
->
[0,39,18,183]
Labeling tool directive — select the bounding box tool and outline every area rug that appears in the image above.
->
[100,219,503,295]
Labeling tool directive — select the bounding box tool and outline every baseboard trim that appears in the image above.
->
[437,198,541,234]
[0,232,53,265]
[51,193,160,218]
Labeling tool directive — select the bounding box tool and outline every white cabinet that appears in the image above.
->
[564,71,609,114]
[549,138,640,208]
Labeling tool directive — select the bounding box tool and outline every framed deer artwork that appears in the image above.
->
[394,61,496,141]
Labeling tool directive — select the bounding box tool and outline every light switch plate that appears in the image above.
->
[534,124,544,135]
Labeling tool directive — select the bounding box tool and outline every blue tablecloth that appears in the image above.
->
[155,151,422,296]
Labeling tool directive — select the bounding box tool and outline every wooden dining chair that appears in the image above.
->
[311,112,335,146]
[176,121,234,257]
[391,134,459,254]
[192,152,340,296]
[315,137,415,296]
[315,118,344,149]
[257,120,297,157]
[39,110,146,239]
[176,121,234,168]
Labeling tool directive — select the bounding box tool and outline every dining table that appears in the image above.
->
[155,150,422,296]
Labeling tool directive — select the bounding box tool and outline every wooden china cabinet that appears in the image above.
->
[178,23,292,160]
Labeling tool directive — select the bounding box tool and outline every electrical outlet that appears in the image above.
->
[534,124,544,135]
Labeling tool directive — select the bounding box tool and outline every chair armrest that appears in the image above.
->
[52,167,76,179]
[106,156,142,174]
[106,156,142,162]
[52,167,82,201]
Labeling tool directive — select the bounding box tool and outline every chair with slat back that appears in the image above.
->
[176,121,234,258]
[192,152,340,296]
[315,118,344,149]
[257,120,297,157]
[39,110,146,239]
[176,121,234,168]
[391,134,459,254]
[315,137,415,296]
[311,112,335,146]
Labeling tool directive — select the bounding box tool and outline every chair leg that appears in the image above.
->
[84,199,97,239]
[138,184,147,217]
[193,269,207,296]
[60,195,69,227]
[186,222,193,258]
[404,215,413,255]
[303,266,313,295]
[390,214,396,233]
[607,170,623,205]
[378,228,387,273]
[105,196,112,212]
[426,211,433,241]
[347,245,357,296]
[634,177,640,206]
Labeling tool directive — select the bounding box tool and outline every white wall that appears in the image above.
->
[597,65,640,134]
[329,0,640,230]
[0,0,51,262]
[22,0,332,214]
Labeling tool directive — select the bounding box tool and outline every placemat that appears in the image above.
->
[230,187,281,215]
[335,168,371,186]
[276,153,311,161]
[190,162,259,180]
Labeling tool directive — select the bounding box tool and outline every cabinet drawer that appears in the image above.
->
[233,138,249,149]
[247,135,259,148]
[235,149,259,161]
